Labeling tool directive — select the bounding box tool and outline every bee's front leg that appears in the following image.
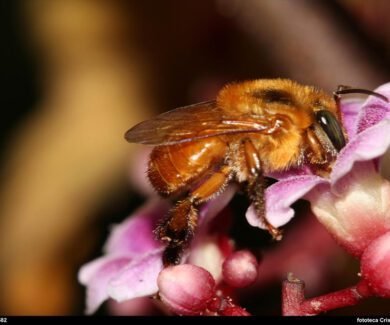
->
[242,139,283,241]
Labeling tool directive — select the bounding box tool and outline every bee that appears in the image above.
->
[125,79,387,266]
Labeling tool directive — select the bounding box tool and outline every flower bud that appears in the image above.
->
[222,250,258,288]
[220,306,251,316]
[361,232,390,298]
[157,264,216,315]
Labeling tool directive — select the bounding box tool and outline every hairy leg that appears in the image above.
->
[243,139,282,240]
[156,165,232,266]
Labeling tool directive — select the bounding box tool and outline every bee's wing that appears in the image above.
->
[125,100,277,145]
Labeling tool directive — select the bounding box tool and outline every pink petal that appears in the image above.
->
[78,256,132,314]
[107,248,164,302]
[198,185,237,225]
[331,119,390,184]
[357,102,390,135]
[310,162,390,257]
[246,176,327,229]
[104,199,168,255]
[372,82,390,100]
[340,98,365,138]
[188,234,232,282]
[356,82,390,134]
[266,165,313,180]
[79,255,121,285]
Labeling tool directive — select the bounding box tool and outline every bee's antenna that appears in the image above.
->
[334,87,388,103]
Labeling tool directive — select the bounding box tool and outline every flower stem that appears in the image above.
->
[282,273,372,315]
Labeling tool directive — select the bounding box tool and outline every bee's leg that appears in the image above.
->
[156,199,197,266]
[156,165,232,266]
[243,139,283,241]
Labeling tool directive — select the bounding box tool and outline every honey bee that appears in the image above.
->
[125,79,387,266]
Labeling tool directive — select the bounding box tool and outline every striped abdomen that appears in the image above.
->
[148,137,227,196]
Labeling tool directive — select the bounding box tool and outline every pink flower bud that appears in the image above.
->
[157,264,216,315]
[361,232,390,298]
[222,250,259,288]
[220,306,251,316]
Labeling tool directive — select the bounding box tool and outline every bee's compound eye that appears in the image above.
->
[315,110,346,152]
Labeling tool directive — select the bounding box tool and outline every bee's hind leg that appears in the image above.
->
[155,198,197,266]
[243,139,283,241]
[156,165,232,266]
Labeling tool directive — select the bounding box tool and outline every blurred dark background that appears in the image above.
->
[0,0,389,315]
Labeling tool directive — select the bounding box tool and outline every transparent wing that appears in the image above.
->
[125,100,278,145]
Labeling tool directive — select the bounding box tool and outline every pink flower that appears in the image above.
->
[78,189,236,314]
[79,82,390,315]
[78,199,166,314]
[78,184,257,315]
[248,83,390,257]
[263,82,390,314]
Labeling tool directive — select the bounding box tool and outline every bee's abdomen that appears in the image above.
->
[148,138,227,196]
